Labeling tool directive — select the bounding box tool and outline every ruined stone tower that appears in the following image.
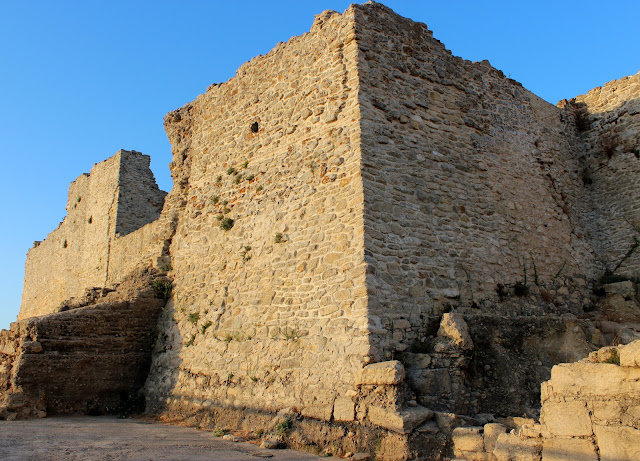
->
[19,150,167,320]
[2,3,640,460]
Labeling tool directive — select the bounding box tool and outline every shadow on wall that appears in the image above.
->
[564,96,640,276]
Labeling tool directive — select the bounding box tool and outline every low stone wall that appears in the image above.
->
[1,270,167,420]
[451,340,640,461]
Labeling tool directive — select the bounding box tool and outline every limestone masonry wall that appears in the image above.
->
[356,4,596,361]
[145,6,370,420]
[8,2,640,459]
[563,72,640,276]
[19,150,166,319]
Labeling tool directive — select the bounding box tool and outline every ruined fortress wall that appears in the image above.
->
[353,3,596,358]
[106,153,171,285]
[114,152,167,236]
[106,220,168,285]
[538,349,640,461]
[145,7,370,419]
[20,156,119,319]
[570,72,640,276]
[2,271,165,420]
[19,150,166,319]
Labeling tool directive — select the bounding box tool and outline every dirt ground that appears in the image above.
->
[0,416,325,461]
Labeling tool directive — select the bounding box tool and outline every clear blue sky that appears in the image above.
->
[1,1,638,329]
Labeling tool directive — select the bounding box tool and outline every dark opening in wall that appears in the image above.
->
[63,240,68,249]
[88,216,93,224]
[250,122,259,133]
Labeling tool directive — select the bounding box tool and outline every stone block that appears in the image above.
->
[603,281,635,298]
[301,403,333,421]
[437,313,473,350]
[368,405,433,434]
[407,368,452,396]
[540,401,592,437]
[542,437,597,461]
[618,328,640,345]
[356,360,405,385]
[333,396,355,422]
[592,400,622,422]
[519,424,542,439]
[545,362,640,397]
[484,423,507,453]
[401,352,431,369]
[493,432,542,461]
[620,340,640,367]
[452,426,484,452]
[21,341,42,354]
[452,450,491,461]
[594,424,640,461]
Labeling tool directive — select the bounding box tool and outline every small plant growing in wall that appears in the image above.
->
[604,350,620,365]
[241,245,252,262]
[161,263,172,273]
[227,166,237,175]
[185,334,196,347]
[152,280,173,300]
[274,326,300,341]
[201,321,212,334]
[274,232,284,243]
[275,416,293,436]
[220,217,234,231]
[242,160,249,169]
[211,195,219,205]
[188,312,200,324]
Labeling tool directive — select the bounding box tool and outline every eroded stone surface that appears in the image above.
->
[356,361,406,386]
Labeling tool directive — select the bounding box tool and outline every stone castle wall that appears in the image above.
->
[9,2,640,459]
[355,4,597,362]
[19,150,166,320]
[145,7,370,419]
[564,72,640,276]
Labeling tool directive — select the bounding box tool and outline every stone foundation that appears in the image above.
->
[1,270,167,420]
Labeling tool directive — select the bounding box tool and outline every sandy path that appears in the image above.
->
[0,416,324,461]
